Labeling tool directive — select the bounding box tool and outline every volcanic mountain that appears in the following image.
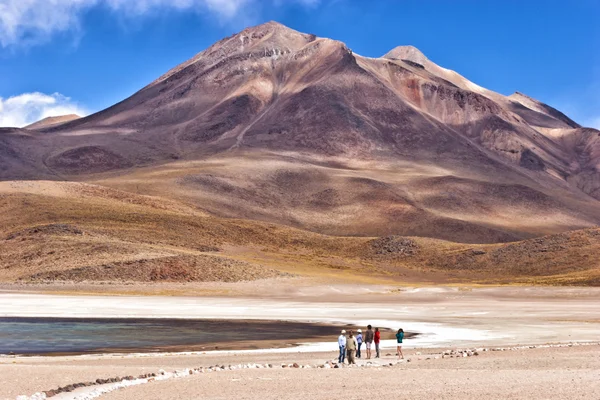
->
[1,21,599,248]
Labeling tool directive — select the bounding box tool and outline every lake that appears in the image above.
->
[0,317,342,355]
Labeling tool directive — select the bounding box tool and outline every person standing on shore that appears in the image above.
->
[396,328,404,359]
[338,330,347,364]
[364,325,374,359]
[356,329,363,358]
[346,330,358,364]
[374,327,381,358]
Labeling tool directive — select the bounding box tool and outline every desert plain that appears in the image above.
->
[1,285,600,399]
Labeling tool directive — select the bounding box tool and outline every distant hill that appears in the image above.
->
[24,114,81,130]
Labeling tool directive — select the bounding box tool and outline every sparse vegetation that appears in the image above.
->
[1,181,598,286]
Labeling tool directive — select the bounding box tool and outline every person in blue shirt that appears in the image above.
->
[395,328,404,359]
[356,329,363,358]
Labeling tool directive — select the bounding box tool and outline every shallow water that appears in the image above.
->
[0,317,341,355]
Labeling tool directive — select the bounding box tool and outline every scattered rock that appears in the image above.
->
[370,236,418,257]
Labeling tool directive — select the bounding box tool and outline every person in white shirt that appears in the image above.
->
[338,330,347,364]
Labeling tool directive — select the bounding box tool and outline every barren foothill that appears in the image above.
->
[1,180,599,287]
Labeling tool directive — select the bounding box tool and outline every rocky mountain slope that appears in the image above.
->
[1,21,599,245]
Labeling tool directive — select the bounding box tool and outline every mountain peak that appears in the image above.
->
[246,20,289,31]
[383,45,429,65]
[211,20,318,56]
[236,21,316,46]
[152,21,316,86]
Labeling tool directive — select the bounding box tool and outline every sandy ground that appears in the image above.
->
[3,345,600,399]
[1,286,600,399]
[102,346,600,400]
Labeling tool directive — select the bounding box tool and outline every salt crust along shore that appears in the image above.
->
[15,342,600,400]
[2,290,600,348]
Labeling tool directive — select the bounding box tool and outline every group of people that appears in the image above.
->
[337,325,404,364]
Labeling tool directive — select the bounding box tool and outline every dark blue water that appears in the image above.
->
[0,318,339,355]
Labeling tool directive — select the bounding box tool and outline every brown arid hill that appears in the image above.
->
[0,181,599,286]
[0,22,599,285]
[23,114,81,130]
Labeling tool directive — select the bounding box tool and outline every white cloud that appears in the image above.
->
[0,0,90,47]
[0,0,319,48]
[0,92,87,127]
[103,0,251,17]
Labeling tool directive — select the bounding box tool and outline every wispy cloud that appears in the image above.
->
[0,0,320,48]
[0,92,87,127]
[104,0,251,17]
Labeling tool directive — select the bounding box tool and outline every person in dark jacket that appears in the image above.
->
[364,325,374,359]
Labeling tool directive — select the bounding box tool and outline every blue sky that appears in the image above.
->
[0,0,598,128]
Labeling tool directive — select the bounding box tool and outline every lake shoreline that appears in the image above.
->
[1,317,413,356]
